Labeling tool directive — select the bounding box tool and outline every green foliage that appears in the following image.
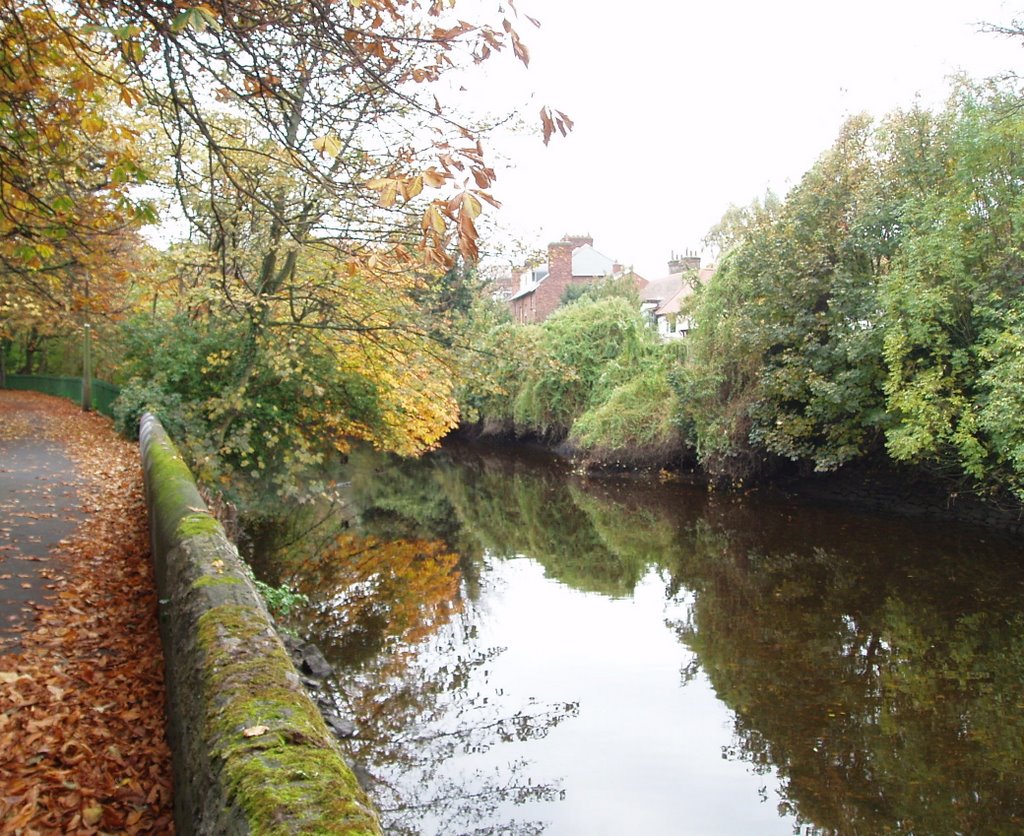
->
[677,114,890,481]
[880,85,1024,496]
[457,320,541,432]
[463,292,685,465]
[570,346,684,463]
[112,379,183,440]
[252,579,309,619]
[113,310,426,497]
[560,274,640,308]
[512,296,656,440]
[674,81,1024,499]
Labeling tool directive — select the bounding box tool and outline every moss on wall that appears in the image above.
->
[139,413,381,835]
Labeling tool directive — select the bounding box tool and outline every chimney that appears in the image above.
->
[668,249,701,274]
[547,239,575,283]
[563,233,593,249]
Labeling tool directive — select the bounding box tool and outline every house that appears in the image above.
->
[640,252,714,340]
[508,234,632,323]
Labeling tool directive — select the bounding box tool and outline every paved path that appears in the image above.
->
[0,389,175,830]
[0,402,87,651]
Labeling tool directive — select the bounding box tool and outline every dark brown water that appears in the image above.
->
[244,443,1024,835]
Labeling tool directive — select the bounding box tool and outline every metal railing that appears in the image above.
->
[3,374,120,418]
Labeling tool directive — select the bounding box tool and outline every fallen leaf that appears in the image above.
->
[0,670,27,683]
[0,391,173,831]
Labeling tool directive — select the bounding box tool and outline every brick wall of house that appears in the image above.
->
[531,240,573,321]
[508,234,598,324]
[510,292,534,323]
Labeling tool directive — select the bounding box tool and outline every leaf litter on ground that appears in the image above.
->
[0,391,173,833]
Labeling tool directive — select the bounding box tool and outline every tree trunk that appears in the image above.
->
[19,328,39,374]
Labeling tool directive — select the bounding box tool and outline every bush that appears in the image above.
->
[112,379,187,440]
[512,296,655,439]
[571,351,684,465]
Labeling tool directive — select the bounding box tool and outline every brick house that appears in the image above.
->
[508,234,630,324]
[640,253,714,339]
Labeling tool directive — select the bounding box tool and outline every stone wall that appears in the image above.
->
[139,413,381,835]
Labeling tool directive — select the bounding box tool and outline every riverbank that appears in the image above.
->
[450,428,1024,534]
[0,391,173,832]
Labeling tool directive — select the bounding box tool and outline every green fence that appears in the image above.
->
[3,375,120,418]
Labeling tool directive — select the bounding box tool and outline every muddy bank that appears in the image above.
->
[448,427,1023,534]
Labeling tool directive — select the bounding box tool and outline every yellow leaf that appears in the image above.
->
[312,133,342,158]
[81,114,105,135]
[461,192,482,220]
[422,168,447,188]
[422,204,447,236]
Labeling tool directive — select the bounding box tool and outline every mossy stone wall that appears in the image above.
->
[139,413,381,835]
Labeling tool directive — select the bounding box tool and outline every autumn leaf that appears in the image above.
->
[422,167,447,188]
[540,105,574,145]
[511,30,530,66]
[0,671,27,683]
[366,177,399,208]
[422,204,447,236]
[460,191,482,220]
[312,133,343,158]
[82,804,103,826]
[0,392,173,833]
[243,724,270,738]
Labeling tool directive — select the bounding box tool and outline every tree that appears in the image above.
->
[881,83,1024,498]
[0,1,152,379]
[61,0,570,480]
[676,115,891,482]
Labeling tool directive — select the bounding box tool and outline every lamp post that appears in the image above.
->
[81,322,92,412]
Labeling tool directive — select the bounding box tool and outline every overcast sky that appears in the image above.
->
[464,0,1024,279]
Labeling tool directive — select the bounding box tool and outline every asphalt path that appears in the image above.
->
[0,429,86,652]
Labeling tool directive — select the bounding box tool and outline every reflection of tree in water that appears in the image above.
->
[276,528,576,834]
[434,447,694,598]
[665,508,1024,833]
[348,614,577,835]
[288,533,463,664]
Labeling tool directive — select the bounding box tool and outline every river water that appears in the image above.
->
[243,442,1024,835]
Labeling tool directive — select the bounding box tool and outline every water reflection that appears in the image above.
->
[670,507,1024,833]
[242,442,1024,834]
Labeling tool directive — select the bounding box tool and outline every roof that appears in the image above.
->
[655,286,691,316]
[644,264,716,309]
[571,244,615,277]
[510,284,537,301]
[641,273,685,303]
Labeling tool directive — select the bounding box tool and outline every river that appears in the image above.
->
[243,442,1024,835]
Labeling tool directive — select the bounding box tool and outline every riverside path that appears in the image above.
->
[0,390,173,832]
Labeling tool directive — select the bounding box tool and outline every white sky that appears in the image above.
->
[463,0,1024,279]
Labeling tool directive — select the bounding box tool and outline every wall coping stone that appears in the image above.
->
[139,413,381,835]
